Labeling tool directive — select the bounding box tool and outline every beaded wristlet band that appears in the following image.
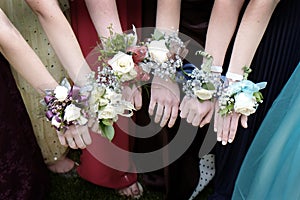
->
[211,65,223,73]
[225,71,243,82]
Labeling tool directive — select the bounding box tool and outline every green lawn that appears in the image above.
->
[46,150,213,200]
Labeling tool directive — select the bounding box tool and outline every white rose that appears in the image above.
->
[64,104,81,122]
[54,85,69,102]
[108,51,134,75]
[234,92,256,116]
[98,105,117,119]
[104,89,122,104]
[51,117,61,129]
[148,40,169,63]
[194,88,214,100]
[89,86,105,105]
[99,98,110,106]
[120,69,137,82]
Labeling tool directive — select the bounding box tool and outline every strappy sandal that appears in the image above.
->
[117,182,144,199]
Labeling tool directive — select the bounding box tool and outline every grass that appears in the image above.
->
[45,150,213,200]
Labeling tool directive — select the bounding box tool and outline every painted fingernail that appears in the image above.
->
[228,139,233,143]
[222,141,227,145]
[217,137,222,142]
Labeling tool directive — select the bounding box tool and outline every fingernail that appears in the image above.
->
[222,141,227,145]
[228,139,233,143]
[217,137,222,142]
[214,128,217,132]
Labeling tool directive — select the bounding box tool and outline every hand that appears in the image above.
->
[122,84,142,110]
[214,103,248,145]
[149,76,180,128]
[179,95,214,127]
[57,125,92,149]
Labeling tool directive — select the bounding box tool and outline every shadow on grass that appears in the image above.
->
[46,150,213,200]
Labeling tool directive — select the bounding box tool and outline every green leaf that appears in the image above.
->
[152,29,165,40]
[99,122,115,141]
[219,108,228,116]
[202,82,215,90]
[254,91,263,103]
[102,119,113,126]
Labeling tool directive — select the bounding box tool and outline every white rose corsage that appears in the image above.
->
[86,69,135,141]
[100,25,150,85]
[43,78,88,131]
[182,51,221,101]
[143,29,188,81]
[218,67,267,116]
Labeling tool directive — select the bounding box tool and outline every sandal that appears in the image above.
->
[117,182,144,199]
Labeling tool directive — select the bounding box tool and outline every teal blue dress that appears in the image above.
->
[232,62,300,199]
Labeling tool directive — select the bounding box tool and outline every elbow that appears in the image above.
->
[25,0,56,18]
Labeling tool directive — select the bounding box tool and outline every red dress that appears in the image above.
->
[69,0,142,189]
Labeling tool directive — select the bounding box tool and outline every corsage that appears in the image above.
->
[218,66,267,116]
[144,29,188,81]
[182,51,222,101]
[43,78,88,131]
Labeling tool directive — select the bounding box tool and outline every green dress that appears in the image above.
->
[232,62,300,199]
[0,0,69,164]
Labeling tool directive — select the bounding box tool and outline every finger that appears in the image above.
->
[91,121,100,133]
[160,105,171,127]
[154,104,164,124]
[65,127,78,149]
[148,98,157,116]
[221,115,231,145]
[186,111,195,124]
[88,118,96,128]
[66,136,77,149]
[168,106,178,128]
[240,115,248,128]
[214,104,219,132]
[217,115,223,142]
[192,113,202,127]
[73,131,86,149]
[80,126,92,145]
[179,96,188,111]
[228,113,241,143]
[134,90,142,110]
[57,131,68,146]
[179,105,189,119]
[200,106,214,128]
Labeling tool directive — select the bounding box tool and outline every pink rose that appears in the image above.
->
[127,46,148,63]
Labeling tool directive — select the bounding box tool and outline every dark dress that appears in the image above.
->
[211,0,300,199]
[134,1,214,199]
[0,54,49,199]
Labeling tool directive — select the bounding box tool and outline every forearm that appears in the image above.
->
[228,0,280,75]
[156,0,181,33]
[205,0,244,66]
[85,0,122,38]
[25,0,91,86]
[0,9,57,92]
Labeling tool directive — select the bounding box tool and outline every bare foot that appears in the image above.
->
[117,182,143,199]
[47,157,75,173]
